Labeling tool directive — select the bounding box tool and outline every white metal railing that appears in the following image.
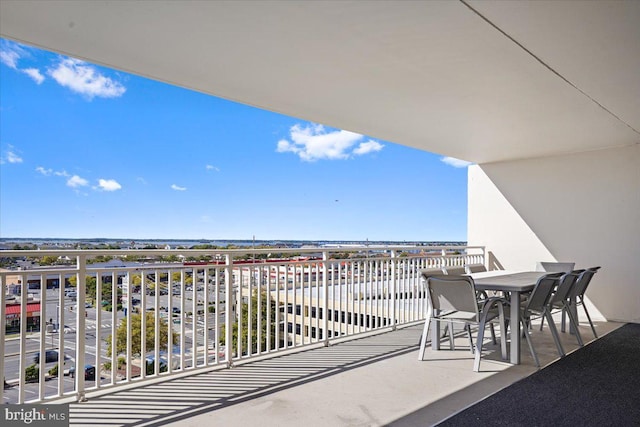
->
[0,245,484,403]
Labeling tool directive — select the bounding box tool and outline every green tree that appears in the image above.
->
[221,291,277,355]
[106,312,178,356]
[25,364,38,382]
[39,255,58,266]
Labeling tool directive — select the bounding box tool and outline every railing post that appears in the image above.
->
[322,251,329,346]
[0,279,5,404]
[224,254,233,367]
[76,254,87,402]
[390,250,397,330]
[18,273,27,404]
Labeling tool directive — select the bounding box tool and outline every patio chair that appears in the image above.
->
[539,270,585,347]
[465,264,487,274]
[443,266,467,275]
[439,266,494,349]
[445,265,483,297]
[418,275,507,372]
[509,272,564,367]
[420,268,456,346]
[568,267,600,338]
[536,261,575,273]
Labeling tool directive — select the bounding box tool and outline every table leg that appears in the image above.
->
[431,318,440,351]
[510,291,520,364]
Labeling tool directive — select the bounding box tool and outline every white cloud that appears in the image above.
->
[22,68,45,84]
[1,146,23,164]
[97,179,122,191]
[277,123,384,162]
[441,157,473,168]
[36,166,52,175]
[48,58,126,99]
[206,165,220,172]
[1,41,46,84]
[353,140,384,156]
[0,48,20,69]
[171,184,187,191]
[6,151,23,164]
[36,166,69,177]
[0,41,24,69]
[67,175,89,188]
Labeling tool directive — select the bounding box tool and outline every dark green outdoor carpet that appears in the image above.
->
[436,323,640,427]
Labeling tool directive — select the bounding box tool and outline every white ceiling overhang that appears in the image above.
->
[2,0,639,164]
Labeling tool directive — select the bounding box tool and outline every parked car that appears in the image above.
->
[33,350,68,364]
[69,364,95,381]
[145,356,168,375]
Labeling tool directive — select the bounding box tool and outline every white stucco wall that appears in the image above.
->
[468,144,639,323]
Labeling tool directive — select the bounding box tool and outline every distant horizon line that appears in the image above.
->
[0,237,467,244]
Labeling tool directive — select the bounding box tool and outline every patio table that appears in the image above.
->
[470,271,551,364]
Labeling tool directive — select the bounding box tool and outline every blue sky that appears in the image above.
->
[0,38,471,242]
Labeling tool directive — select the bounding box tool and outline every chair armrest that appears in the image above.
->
[479,296,507,312]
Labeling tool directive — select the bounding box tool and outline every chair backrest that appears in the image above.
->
[421,268,444,280]
[524,273,563,313]
[569,268,598,299]
[536,261,576,273]
[426,275,478,315]
[465,264,487,274]
[549,270,582,305]
[443,266,467,275]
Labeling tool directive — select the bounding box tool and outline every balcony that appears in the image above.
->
[1,246,617,425]
[64,321,618,427]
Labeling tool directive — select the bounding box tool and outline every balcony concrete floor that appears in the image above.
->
[69,319,621,427]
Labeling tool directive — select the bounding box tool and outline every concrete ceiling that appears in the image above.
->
[2,1,639,164]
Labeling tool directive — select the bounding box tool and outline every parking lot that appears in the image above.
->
[3,287,226,404]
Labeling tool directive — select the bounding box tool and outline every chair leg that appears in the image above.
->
[489,323,497,345]
[498,304,507,361]
[539,315,545,331]
[449,320,455,350]
[580,298,598,339]
[465,324,474,353]
[544,311,565,357]
[521,316,540,368]
[418,309,432,361]
[473,324,486,372]
[564,304,584,347]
